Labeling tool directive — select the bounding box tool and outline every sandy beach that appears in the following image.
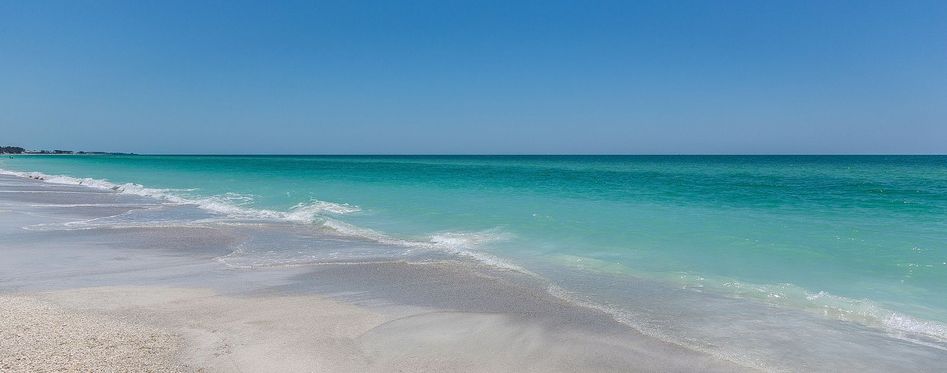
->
[0,173,752,372]
[5,1,947,370]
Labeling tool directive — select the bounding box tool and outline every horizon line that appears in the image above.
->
[8,153,947,157]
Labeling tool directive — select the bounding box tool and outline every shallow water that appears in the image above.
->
[2,155,946,370]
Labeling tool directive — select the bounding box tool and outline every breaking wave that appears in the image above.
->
[1,168,522,273]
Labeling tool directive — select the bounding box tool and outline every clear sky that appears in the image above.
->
[1,1,945,154]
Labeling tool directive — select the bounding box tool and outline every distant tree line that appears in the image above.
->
[0,146,73,154]
[1,146,25,154]
[0,145,133,155]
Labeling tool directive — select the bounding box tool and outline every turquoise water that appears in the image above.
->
[3,155,946,343]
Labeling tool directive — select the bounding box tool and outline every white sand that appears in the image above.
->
[0,173,754,372]
[0,293,183,372]
[1,285,750,372]
[5,286,385,372]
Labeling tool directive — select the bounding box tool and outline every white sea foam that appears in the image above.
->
[24,220,215,231]
[27,203,163,207]
[0,169,359,224]
[286,200,361,219]
[427,231,529,273]
[800,289,947,346]
[544,284,768,371]
[708,278,947,346]
[2,168,521,273]
[551,252,947,351]
[321,219,528,273]
[6,167,944,353]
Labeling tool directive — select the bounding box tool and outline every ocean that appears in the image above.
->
[2,154,946,367]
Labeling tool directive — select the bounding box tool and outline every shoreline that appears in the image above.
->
[0,173,750,372]
[3,170,947,372]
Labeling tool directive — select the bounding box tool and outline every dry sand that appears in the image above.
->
[0,293,183,372]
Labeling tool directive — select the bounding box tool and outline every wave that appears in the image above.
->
[5,167,945,359]
[1,168,523,273]
[677,271,947,348]
[0,169,359,223]
[320,219,527,273]
[654,273,947,348]
[544,284,769,371]
[548,252,947,346]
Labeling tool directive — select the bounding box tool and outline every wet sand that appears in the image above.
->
[0,174,751,372]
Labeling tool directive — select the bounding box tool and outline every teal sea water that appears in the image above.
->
[3,155,946,355]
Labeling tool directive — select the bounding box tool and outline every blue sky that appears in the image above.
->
[1,0,945,154]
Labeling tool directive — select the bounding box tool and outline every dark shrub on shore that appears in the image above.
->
[1,146,25,154]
